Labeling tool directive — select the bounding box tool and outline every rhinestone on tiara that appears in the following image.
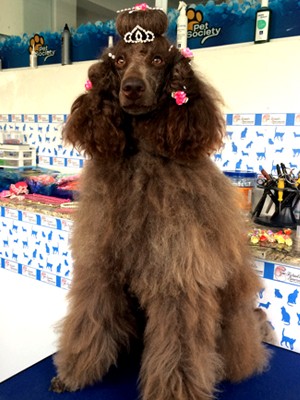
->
[124,25,155,44]
[117,3,163,14]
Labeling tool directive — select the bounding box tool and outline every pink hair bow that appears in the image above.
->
[85,79,93,91]
[181,47,194,59]
[171,91,189,106]
[134,3,148,11]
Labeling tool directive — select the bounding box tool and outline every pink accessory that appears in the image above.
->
[0,190,11,198]
[0,181,28,200]
[134,3,148,11]
[171,91,189,106]
[117,3,162,13]
[10,182,28,196]
[181,47,194,59]
[85,79,93,91]
[25,193,70,205]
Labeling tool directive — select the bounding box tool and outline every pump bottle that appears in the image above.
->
[254,0,272,44]
[62,23,71,65]
[177,1,187,49]
[30,45,37,68]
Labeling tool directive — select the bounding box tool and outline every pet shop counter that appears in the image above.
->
[0,198,74,382]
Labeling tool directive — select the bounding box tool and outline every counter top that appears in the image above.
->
[251,244,300,267]
[0,197,76,220]
[1,197,299,268]
[249,223,300,268]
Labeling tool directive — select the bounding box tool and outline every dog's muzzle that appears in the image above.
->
[119,76,157,115]
[121,77,146,101]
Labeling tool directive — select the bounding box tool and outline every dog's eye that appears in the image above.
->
[115,56,126,67]
[152,56,163,66]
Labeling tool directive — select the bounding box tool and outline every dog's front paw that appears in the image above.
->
[50,376,70,393]
[254,307,276,344]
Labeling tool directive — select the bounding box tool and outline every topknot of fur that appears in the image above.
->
[116,8,168,38]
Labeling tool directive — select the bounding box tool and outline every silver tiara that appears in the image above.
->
[124,25,155,44]
[117,3,163,14]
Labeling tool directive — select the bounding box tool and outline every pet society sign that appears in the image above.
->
[187,7,221,46]
[185,2,252,49]
[185,0,300,49]
[28,34,56,62]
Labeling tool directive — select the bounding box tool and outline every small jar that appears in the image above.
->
[224,170,257,213]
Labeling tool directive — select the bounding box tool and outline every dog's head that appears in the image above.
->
[64,6,225,160]
[113,8,170,115]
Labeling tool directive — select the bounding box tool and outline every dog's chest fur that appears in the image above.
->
[78,148,236,296]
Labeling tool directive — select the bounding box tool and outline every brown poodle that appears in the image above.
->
[51,6,271,400]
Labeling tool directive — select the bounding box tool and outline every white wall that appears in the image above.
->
[0,36,299,115]
[0,0,77,37]
[0,268,68,382]
[0,0,24,36]
[51,0,77,32]
[0,61,92,114]
[193,36,300,114]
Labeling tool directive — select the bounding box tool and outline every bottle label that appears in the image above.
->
[255,11,270,42]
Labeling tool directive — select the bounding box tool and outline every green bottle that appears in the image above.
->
[254,0,272,44]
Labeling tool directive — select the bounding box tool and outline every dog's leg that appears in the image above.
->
[139,290,222,400]
[218,273,271,382]
[50,267,135,392]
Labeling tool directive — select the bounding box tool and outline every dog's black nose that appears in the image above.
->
[121,78,145,100]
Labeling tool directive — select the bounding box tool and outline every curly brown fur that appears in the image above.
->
[51,7,271,400]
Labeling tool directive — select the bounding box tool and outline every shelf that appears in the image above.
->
[0,144,36,168]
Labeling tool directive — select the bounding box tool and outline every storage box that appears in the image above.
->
[3,130,24,145]
[0,144,36,168]
[255,258,300,353]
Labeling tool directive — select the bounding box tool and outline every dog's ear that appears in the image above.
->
[63,57,125,159]
[162,52,226,160]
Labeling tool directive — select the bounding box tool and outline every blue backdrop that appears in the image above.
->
[0,1,299,69]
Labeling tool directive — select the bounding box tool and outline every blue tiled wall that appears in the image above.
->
[215,113,300,175]
[1,112,300,175]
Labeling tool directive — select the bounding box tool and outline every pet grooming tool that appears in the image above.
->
[252,165,300,228]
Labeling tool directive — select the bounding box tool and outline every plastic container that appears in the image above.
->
[30,46,38,68]
[3,131,23,145]
[177,1,187,49]
[224,170,257,212]
[0,144,36,168]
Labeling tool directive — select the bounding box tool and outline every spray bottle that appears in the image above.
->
[62,23,71,65]
[108,35,114,47]
[30,44,37,68]
[177,1,187,49]
[254,0,272,44]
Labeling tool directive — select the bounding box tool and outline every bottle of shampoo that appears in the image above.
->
[177,1,187,49]
[108,35,114,47]
[254,0,272,44]
[62,23,71,65]
[30,45,37,68]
